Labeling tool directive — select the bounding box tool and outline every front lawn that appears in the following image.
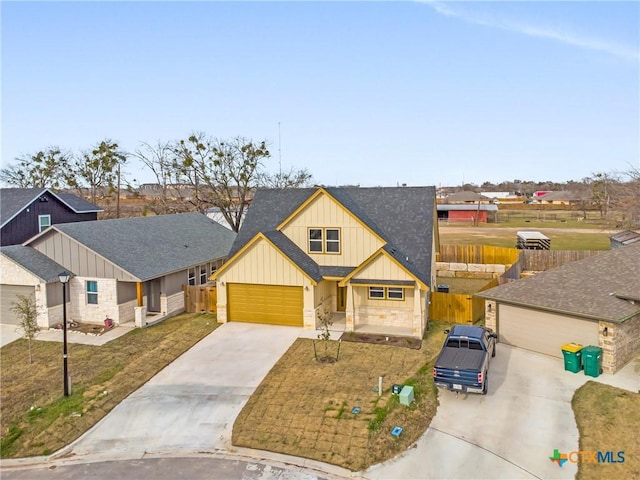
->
[0,312,218,458]
[572,381,640,479]
[232,320,453,471]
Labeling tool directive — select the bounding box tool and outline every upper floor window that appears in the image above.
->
[39,215,51,232]
[308,228,341,254]
[86,281,98,304]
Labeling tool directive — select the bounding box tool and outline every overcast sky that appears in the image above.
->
[2,1,638,188]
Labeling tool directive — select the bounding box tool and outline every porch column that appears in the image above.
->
[136,282,144,307]
[413,283,423,336]
[345,284,354,332]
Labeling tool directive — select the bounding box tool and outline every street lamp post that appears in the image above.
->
[59,271,71,396]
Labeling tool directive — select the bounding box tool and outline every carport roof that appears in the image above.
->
[1,245,66,283]
[478,243,640,323]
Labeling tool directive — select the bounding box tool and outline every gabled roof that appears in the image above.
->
[478,243,640,323]
[27,212,236,282]
[228,186,436,287]
[537,190,585,201]
[0,188,102,228]
[444,191,490,203]
[0,245,66,283]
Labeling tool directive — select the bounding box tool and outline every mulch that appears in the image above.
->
[339,332,422,350]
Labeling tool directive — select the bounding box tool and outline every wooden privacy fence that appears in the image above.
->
[183,285,217,314]
[438,245,520,265]
[429,277,499,324]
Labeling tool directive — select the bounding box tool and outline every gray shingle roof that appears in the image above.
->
[478,243,640,323]
[319,266,355,278]
[33,213,236,281]
[444,191,490,202]
[231,186,436,286]
[1,245,66,283]
[262,231,323,282]
[1,188,102,227]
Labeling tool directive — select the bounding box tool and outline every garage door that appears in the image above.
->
[498,304,599,358]
[0,285,36,324]
[227,283,303,326]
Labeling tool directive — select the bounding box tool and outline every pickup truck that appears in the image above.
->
[432,325,497,395]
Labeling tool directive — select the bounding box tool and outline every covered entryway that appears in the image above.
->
[498,304,599,358]
[227,283,303,326]
[0,285,36,324]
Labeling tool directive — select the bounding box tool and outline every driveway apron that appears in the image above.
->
[68,323,301,458]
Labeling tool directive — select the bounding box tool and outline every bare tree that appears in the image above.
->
[0,148,71,189]
[11,294,40,364]
[257,166,314,189]
[66,140,127,205]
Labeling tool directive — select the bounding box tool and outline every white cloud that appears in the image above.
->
[421,1,639,62]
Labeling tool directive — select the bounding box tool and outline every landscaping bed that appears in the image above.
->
[232,320,453,471]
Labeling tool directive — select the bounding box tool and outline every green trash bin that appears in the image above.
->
[561,343,583,373]
[582,346,603,378]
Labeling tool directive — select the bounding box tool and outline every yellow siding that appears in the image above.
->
[219,237,305,286]
[281,192,384,266]
[353,253,414,282]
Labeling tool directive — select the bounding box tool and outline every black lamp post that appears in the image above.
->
[59,271,71,396]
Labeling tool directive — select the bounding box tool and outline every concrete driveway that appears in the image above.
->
[1,323,22,347]
[365,344,622,480]
[66,322,302,460]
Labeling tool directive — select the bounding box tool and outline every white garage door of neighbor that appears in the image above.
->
[498,304,599,358]
[0,285,36,324]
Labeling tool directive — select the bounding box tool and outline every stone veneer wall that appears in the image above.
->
[600,315,640,374]
[356,305,413,329]
[437,262,506,280]
[484,300,497,335]
[162,291,185,317]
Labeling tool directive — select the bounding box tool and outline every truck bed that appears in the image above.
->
[434,347,485,372]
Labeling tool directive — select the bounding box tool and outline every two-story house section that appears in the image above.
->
[212,186,439,338]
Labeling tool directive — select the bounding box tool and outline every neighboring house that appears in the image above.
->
[212,186,439,338]
[444,191,491,203]
[536,190,585,205]
[0,188,102,246]
[610,230,640,248]
[478,243,640,374]
[0,245,67,327]
[436,204,498,223]
[3,213,235,327]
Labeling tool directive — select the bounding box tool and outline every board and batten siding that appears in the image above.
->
[281,193,384,267]
[353,254,415,282]
[221,237,306,286]
[30,231,136,281]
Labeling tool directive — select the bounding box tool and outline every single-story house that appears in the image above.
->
[1,212,235,327]
[536,190,585,205]
[478,243,640,373]
[437,204,498,223]
[1,188,102,246]
[212,186,439,338]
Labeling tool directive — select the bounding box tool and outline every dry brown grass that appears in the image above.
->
[232,320,453,471]
[572,381,640,479]
[0,312,218,458]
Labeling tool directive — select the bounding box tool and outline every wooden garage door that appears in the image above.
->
[227,283,303,326]
[498,304,599,358]
[1,285,36,325]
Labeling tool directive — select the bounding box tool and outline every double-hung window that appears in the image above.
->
[309,229,323,253]
[368,287,385,299]
[38,215,51,232]
[308,228,341,254]
[368,286,405,300]
[188,268,196,286]
[387,288,404,300]
[86,281,98,305]
[200,265,208,285]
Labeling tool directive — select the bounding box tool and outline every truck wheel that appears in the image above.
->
[482,376,488,395]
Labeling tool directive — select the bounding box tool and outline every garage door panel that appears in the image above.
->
[498,304,599,358]
[1,285,36,325]
[228,283,303,326]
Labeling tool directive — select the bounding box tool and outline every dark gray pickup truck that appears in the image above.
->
[432,325,497,395]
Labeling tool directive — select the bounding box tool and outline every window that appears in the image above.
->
[368,287,385,299]
[368,287,405,301]
[86,281,98,305]
[387,288,404,300]
[200,265,208,284]
[38,215,51,232]
[325,229,340,253]
[211,264,218,276]
[309,229,323,253]
[188,268,196,286]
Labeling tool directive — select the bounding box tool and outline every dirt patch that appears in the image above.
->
[233,320,453,472]
[339,332,422,350]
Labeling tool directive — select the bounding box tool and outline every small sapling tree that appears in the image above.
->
[11,294,40,363]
